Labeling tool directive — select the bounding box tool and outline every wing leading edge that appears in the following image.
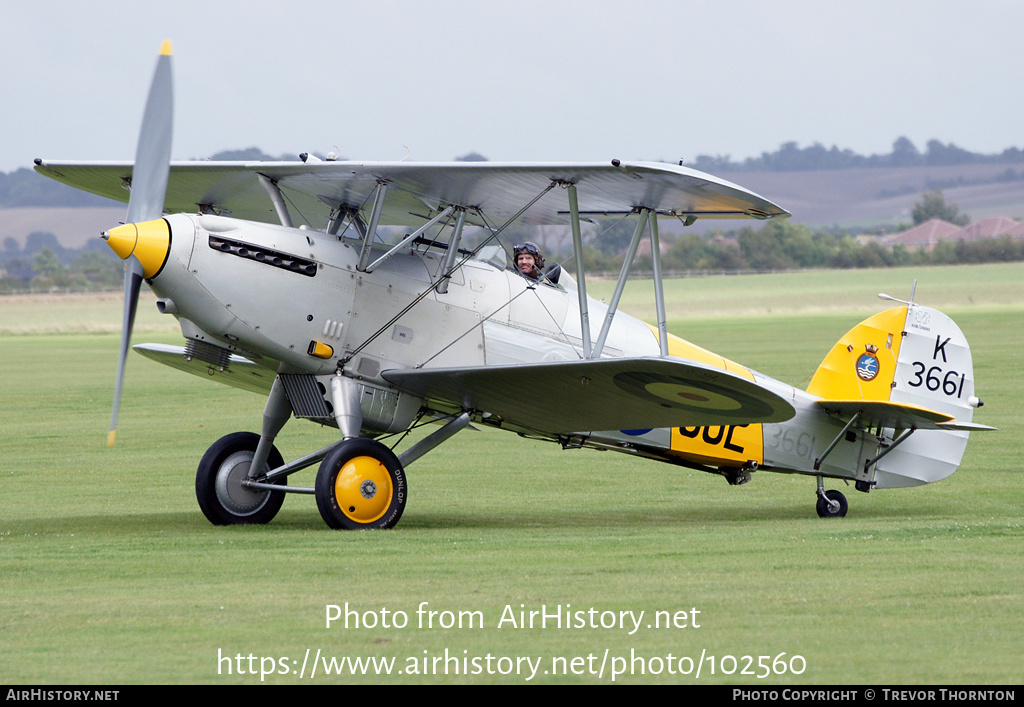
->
[382,357,795,435]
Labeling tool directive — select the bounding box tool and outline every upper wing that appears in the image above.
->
[382,357,795,435]
[33,159,789,228]
[817,399,996,431]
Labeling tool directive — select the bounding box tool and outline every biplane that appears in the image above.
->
[34,43,993,529]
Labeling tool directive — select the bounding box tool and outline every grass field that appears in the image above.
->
[1,263,1021,684]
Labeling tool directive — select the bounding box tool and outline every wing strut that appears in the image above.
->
[435,209,467,295]
[327,206,365,237]
[363,206,455,273]
[813,412,861,471]
[398,412,472,467]
[863,428,916,474]
[589,207,677,359]
[256,173,293,228]
[566,183,591,357]
[593,210,649,358]
[356,181,389,271]
[563,184,674,360]
[649,210,669,357]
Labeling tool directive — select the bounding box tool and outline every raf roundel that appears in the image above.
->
[856,353,880,382]
[611,371,776,422]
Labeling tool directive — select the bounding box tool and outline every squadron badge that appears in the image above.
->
[856,352,880,381]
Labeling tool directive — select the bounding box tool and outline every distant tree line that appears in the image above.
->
[574,191,1018,273]
[0,232,123,293]
[6,216,1024,295]
[688,137,1024,173]
[578,218,1024,275]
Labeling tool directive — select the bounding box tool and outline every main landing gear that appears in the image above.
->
[196,433,409,529]
[815,476,848,518]
[194,375,471,530]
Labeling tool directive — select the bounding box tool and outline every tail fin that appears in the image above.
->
[808,305,985,487]
[808,305,979,421]
[807,306,908,403]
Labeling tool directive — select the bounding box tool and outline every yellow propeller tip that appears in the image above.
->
[160,40,173,56]
[107,430,117,447]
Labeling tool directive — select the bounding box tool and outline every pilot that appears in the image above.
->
[514,241,544,281]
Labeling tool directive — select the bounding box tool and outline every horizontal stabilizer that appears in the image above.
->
[133,343,274,394]
[383,357,795,435]
[936,420,997,432]
[817,399,994,431]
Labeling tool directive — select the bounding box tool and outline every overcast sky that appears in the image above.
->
[4,0,1023,174]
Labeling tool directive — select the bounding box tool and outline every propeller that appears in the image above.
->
[103,40,174,446]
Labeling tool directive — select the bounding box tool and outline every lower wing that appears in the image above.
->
[383,357,795,435]
[134,343,275,395]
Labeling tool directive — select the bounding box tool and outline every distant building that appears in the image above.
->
[630,236,672,258]
[1004,221,1024,239]
[883,216,1023,252]
[948,216,1020,242]
[883,218,962,252]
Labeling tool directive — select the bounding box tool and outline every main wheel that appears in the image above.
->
[816,489,848,518]
[196,432,286,525]
[315,438,407,530]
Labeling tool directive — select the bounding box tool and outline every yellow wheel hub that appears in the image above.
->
[335,456,393,524]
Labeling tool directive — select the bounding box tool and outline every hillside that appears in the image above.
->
[715,161,1024,232]
[2,206,124,249]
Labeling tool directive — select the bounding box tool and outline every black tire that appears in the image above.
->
[196,432,286,525]
[315,438,407,530]
[816,489,848,518]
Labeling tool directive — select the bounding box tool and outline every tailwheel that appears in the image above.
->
[315,438,407,530]
[815,489,848,518]
[196,432,286,525]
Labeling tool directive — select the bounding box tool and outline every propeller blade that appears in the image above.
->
[106,40,174,446]
[126,40,173,225]
[108,259,144,446]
